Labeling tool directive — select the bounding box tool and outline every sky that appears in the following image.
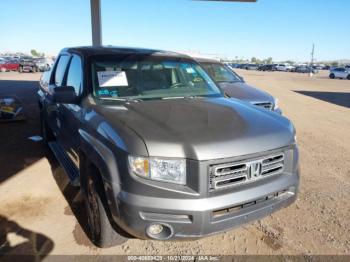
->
[0,0,349,62]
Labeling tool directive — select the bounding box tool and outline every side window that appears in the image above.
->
[66,55,83,95]
[54,55,70,86]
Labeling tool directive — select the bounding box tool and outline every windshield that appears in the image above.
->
[91,56,222,100]
[201,63,242,83]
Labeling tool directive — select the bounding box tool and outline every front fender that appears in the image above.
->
[79,129,122,218]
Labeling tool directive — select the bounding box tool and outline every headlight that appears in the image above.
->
[128,156,186,185]
[273,98,279,110]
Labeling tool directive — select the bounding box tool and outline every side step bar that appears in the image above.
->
[48,141,80,186]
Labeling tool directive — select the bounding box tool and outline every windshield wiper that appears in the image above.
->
[161,96,186,100]
[161,96,205,100]
[217,80,240,83]
[98,97,142,102]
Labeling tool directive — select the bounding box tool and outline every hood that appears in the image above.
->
[95,97,294,161]
[218,81,274,104]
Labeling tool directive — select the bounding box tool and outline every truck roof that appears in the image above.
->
[193,57,221,64]
[61,46,192,60]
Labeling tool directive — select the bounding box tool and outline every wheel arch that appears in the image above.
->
[78,129,122,218]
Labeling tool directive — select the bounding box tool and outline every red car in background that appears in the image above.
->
[0,60,20,72]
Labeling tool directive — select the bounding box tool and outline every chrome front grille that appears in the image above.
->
[253,102,273,110]
[209,153,284,191]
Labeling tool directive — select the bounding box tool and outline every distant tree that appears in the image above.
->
[251,57,257,63]
[30,49,45,57]
[265,57,273,64]
[31,49,39,57]
[283,60,295,64]
[330,62,338,66]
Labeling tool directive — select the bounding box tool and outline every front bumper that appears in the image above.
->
[110,171,299,240]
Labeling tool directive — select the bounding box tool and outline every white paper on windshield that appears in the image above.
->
[97,71,128,87]
[186,67,195,73]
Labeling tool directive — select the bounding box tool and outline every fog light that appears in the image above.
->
[146,223,173,240]
[148,224,163,235]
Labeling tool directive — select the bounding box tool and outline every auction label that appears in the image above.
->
[97,71,129,87]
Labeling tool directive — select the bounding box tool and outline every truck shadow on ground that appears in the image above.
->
[46,152,129,248]
[294,91,350,109]
[0,80,45,185]
[0,214,54,261]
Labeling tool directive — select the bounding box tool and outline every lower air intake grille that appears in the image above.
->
[212,189,289,219]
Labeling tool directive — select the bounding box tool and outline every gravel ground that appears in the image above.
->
[0,70,349,258]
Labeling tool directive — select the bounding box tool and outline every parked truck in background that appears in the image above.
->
[18,56,39,73]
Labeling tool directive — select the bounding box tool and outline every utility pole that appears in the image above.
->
[309,43,315,77]
[90,0,102,46]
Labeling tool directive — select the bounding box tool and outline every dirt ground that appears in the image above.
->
[0,70,349,259]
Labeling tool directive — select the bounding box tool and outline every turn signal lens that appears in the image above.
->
[128,156,149,178]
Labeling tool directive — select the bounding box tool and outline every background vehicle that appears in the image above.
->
[275,63,295,72]
[238,63,248,69]
[39,46,298,247]
[258,64,276,71]
[244,64,259,70]
[294,66,318,74]
[195,57,281,114]
[228,63,241,68]
[329,67,350,80]
[18,56,38,73]
[34,57,52,71]
[312,65,323,70]
[0,59,20,72]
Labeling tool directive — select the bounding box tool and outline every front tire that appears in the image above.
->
[347,75,350,80]
[80,160,126,248]
[329,73,335,79]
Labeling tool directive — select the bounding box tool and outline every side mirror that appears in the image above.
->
[52,86,77,104]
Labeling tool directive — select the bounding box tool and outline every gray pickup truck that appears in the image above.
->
[38,46,299,247]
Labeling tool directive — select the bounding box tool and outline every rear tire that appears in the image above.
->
[329,73,335,79]
[347,75,350,80]
[80,159,126,248]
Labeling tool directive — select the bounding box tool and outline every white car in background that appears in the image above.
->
[329,67,350,80]
[275,63,295,72]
